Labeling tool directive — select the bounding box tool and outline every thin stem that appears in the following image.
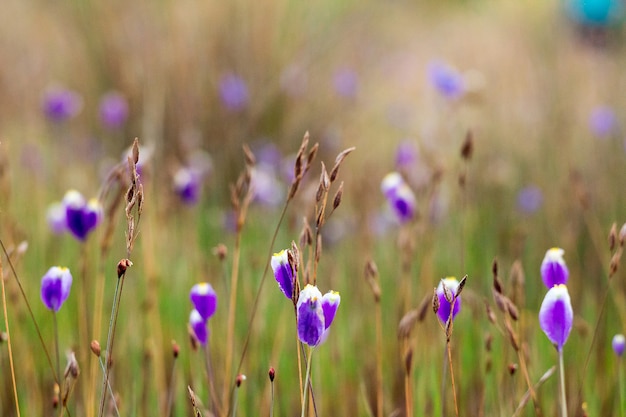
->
[447,339,459,417]
[53,312,61,384]
[301,348,314,417]
[223,230,242,412]
[270,378,274,417]
[0,256,20,417]
[375,299,383,417]
[404,352,412,417]
[165,356,177,417]
[619,357,624,417]
[441,347,448,417]
[204,341,221,416]
[96,358,120,417]
[559,349,568,417]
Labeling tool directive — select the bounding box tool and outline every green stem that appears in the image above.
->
[270,379,274,417]
[301,348,314,417]
[619,357,624,417]
[53,311,61,385]
[559,349,568,417]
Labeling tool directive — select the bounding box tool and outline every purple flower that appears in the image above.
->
[47,202,67,234]
[99,91,129,129]
[190,283,217,321]
[219,73,249,112]
[296,285,326,347]
[333,67,359,99]
[42,87,83,122]
[321,291,340,331]
[381,172,417,224]
[517,185,543,214]
[589,106,617,138]
[539,284,573,352]
[250,165,284,207]
[395,140,418,169]
[173,167,201,205]
[189,309,208,345]
[271,250,294,300]
[41,266,73,312]
[541,248,569,288]
[436,277,462,324]
[428,61,464,100]
[613,334,626,357]
[63,190,103,241]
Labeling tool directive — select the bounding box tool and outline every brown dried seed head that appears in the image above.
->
[508,363,518,375]
[172,340,180,359]
[398,310,419,339]
[456,275,467,297]
[306,142,319,171]
[493,290,507,313]
[619,223,626,247]
[117,259,133,278]
[610,253,620,277]
[492,258,498,280]
[236,374,246,387]
[485,301,497,325]
[432,287,440,314]
[609,222,618,252]
[365,259,379,279]
[442,282,453,304]
[212,244,228,261]
[506,300,519,321]
[90,340,101,357]
[504,320,520,351]
[485,332,493,352]
[404,348,414,374]
[461,130,473,160]
[330,146,356,183]
[242,144,256,167]
[268,367,275,382]
[333,182,344,210]
[417,294,431,322]
[315,234,322,264]
[132,138,140,164]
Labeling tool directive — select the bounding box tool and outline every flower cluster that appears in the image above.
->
[47,190,103,241]
[40,266,73,312]
[189,283,218,345]
[380,172,417,224]
[538,248,574,352]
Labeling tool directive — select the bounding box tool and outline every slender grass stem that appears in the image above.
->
[269,376,274,417]
[204,341,221,416]
[0,256,20,417]
[96,358,120,417]
[619,357,624,417]
[559,349,567,417]
[375,299,383,417]
[53,311,61,386]
[301,348,314,417]
[165,352,177,417]
[447,339,459,417]
[224,230,242,412]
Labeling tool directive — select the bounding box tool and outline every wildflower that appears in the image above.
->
[589,106,617,138]
[42,86,83,122]
[395,140,418,169]
[321,291,341,331]
[219,73,249,112]
[271,250,294,299]
[541,248,569,288]
[47,202,68,234]
[190,283,217,321]
[189,309,208,345]
[63,190,103,241]
[428,61,464,100]
[99,91,129,129]
[297,285,338,347]
[333,67,359,99]
[613,334,626,357]
[381,172,417,224]
[41,266,73,312]
[516,185,543,214]
[173,167,201,205]
[435,277,462,324]
[539,284,574,351]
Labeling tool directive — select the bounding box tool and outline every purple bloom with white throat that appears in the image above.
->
[539,284,573,352]
[42,86,83,122]
[189,309,208,346]
[173,167,202,205]
[297,285,340,347]
[428,61,464,100]
[41,266,73,312]
[190,283,217,321]
[271,250,294,299]
[63,190,103,241]
[541,248,569,288]
[613,334,625,357]
[381,172,417,224]
[99,91,129,129]
[436,277,462,324]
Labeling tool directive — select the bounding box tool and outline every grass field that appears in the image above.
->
[1,0,626,416]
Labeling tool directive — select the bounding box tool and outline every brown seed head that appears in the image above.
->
[508,363,518,375]
[330,147,356,183]
[619,223,626,247]
[461,130,473,160]
[333,181,344,210]
[212,244,228,261]
[117,258,133,279]
[609,222,618,252]
[172,340,180,359]
[432,287,440,314]
[236,374,246,388]
[404,347,414,375]
[456,275,467,297]
[268,367,275,382]
[90,340,101,357]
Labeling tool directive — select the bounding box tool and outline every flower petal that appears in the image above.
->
[539,284,573,351]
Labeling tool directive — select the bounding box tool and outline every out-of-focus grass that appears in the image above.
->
[1,0,626,416]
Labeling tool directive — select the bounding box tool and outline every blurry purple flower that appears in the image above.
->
[332,67,359,98]
[41,266,73,312]
[189,309,209,346]
[517,185,543,214]
[190,283,217,321]
[250,165,284,207]
[381,172,417,224]
[395,140,418,169]
[99,91,129,129]
[539,284,573,352]
[436,277,461,324]
[42,87,83,122]
[271,250,293,300]
[428,61,464,100]
[63,190,103,241]
[47,202,67,234]
[613,334,626,357]
[173,167,201,205]
[321,291,340,331]
[297,285,326,347]
[541,248,569,288]
[589,106,617,138]
[253,142,282,166]
[219,73,249,112]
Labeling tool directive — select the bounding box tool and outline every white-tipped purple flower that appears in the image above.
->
[271,250,294,300]
[541,248,569,288]
[47,202,67,234]
[297,285,326,347]
[539,284,574,352]
[613,334,626,357]
[42,86,83,122]
[219,73,249,112]
[41,266,73,312]
[436,277,462,324]
[190,283,217,321]
[428,61,464,100]
[63,190,103,241]
[189,309,208,346]
[321,291,340,330]
[381,172,417,224]
[99,91,129,129]
[173,167,201,205]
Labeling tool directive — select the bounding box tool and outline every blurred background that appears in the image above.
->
[2,0,626,415]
